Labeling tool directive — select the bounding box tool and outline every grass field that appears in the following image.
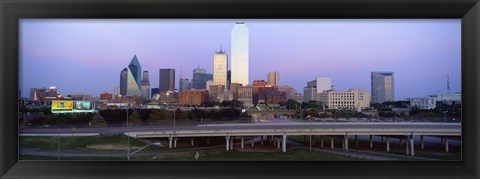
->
[132,148,359,161]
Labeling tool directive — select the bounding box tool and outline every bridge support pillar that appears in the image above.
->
[320,136,324,148]
[410,135,414,156]
[369,135,373,148]
[405,136,409,155]
[277,138,281,149]
[420,135,424,149]
[312,135,315,145]
[191,138,194,147]
[355,135,358,146]
[226,136,230,151]
[230,137,234,150]
[381,136,384,143]
[282,134,287,153]
[241,137,244,149]
[174,138,178,148]
[273,137,276,147]
[169,135,173,149]
[445,137,449,152]
[260,136,263,145]
[344,135,349,151]
[251,138,255,147]
[331,137,334,149]
[386,137,390,152]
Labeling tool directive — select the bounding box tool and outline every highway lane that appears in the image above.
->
[20,122,461,135]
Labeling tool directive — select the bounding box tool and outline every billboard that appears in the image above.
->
[73,101,94,112]
[51,100,73,113]
[51,100,94,113]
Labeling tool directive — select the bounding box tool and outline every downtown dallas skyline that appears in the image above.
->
[20,19,461,100]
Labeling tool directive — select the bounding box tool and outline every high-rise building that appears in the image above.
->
[122,55,143,97]
[231,22,249,85]
[179,78,191,92]
[267,71,280,86]
[141,71,151,98]
[206,80,215,92]
[192,67,213,90]
[371,72,394,103]
[214,46,228,87]
[227,70,231,90]
[159,69,175,92]
[303,80,317,102]
[120,68,128,96]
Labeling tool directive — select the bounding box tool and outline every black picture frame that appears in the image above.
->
[1,0,479,178]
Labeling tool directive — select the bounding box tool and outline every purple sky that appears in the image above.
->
[20,19,461,100]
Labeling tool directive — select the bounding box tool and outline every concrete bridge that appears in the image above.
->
[126,122,461,156]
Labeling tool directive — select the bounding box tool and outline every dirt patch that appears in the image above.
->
[86,144,141,150]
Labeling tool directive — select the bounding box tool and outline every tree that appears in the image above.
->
[129,110,143,125]
[284,99,299,110]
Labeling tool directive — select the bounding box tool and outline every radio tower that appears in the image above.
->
[447,74,451,94]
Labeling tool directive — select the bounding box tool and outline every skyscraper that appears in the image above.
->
[213,46,228,87]
[371,72,394,103]
[227,70,231,90]
[267,71,280,86]
[119,55,143,97]
[159,69,175,92]
[192,67,213,90]
[120,68,128,96]
[179,78,191,92]
[231,22,249,85]
[141,71,151,99]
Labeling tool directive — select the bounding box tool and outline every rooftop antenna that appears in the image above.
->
[447,74,451,94]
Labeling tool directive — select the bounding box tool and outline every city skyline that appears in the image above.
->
[20,19,461,99]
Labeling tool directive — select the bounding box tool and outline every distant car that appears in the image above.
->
[44,124,50,128]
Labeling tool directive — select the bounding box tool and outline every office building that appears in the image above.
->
[160,68,175,92]
[141,71,150,99]
[179,90,209,106]
[120,68,128,96]
[318,89,370,110]
[238,86,253,107]
[179,78,191,92]
[206,80,215,92]
[192,67,213,89]
[267,71,280,86]
[409,93,461,109]
[231,22,249,85]
[214,46,228,87]
[119,55,143,97]
[371,72,394,103]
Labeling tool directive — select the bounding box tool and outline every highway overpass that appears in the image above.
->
[20,122,461,156]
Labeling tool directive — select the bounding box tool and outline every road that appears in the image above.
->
[20,122,461,135]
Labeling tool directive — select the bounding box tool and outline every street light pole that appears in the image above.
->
[127,107,130,161]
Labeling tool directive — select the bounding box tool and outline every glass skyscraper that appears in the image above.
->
[120,68,128,96]
[231,22,249,85]
[213,46,228,87]
[120,55,145,97]
[371,72,394,103]
[141,71,150,99]
[192,67,213,90]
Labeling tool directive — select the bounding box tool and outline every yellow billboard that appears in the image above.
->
[51,100,73,113]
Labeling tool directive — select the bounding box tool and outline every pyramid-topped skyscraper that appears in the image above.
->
[120,55,145,97]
